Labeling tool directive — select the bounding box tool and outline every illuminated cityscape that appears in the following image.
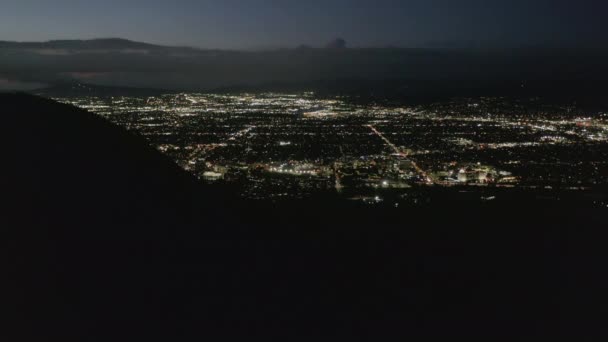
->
[57,92,608,205]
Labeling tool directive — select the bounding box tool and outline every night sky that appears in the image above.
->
[2,0,607,49]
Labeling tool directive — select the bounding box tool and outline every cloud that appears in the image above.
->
[64,72,108,80]
[119,49,150,55]
[0,78,46,90]
[31,49,71,56]
[325,38,347,49]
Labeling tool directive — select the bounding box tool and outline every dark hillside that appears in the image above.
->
[2,94,608,341]
[1,93,224,228]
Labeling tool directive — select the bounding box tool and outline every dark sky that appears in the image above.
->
[2,0,606,49]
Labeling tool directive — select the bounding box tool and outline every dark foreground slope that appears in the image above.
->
[2,93,231,226]
[2,94,608,341]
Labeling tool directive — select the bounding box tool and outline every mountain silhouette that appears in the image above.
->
[0,38,189,51]
[3,37,608,94]
[2,93,223,227]
[1,93,240,340]
[3,94,608,340]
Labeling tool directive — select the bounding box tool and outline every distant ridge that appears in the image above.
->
[0,37,196,51]
[3,37,608,92]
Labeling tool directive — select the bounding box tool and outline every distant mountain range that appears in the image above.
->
[2,38,608,94]
[0,38,159,49]
[0,37,206,54]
